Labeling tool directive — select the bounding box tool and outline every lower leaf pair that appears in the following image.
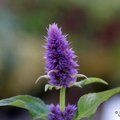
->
[0,78,120,120]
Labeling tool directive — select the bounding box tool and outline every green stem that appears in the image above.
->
[60,87,66,111]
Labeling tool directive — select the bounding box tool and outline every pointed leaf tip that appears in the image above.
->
[75,87,120,120]
[74,77,108,88]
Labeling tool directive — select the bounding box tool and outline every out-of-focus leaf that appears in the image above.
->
[0,95,49,120]
[74,77,108,88]
[75,87,120,120]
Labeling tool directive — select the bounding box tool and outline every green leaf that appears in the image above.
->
[45,84,61,92]
[0,95,49,120]
[74,77,108,88]
[45,84,54,91]
[75,87,120,120]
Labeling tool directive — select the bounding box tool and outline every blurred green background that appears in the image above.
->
[0,0,120,105]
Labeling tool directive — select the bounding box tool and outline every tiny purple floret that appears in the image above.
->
[45,23,78,87]
[48,104,77,120]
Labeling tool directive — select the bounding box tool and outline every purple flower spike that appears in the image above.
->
[45,23,78,87]
[48,104,77,120]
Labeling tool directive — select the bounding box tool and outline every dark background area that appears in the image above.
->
[0,0,120,119]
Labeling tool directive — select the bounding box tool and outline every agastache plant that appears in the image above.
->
[0,23,120,120]
[45,24,78,119]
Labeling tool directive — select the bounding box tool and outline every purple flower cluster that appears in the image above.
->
[45,23,78,87]
[48,104,77,120]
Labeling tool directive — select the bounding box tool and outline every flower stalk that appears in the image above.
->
[60,87,66,111]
